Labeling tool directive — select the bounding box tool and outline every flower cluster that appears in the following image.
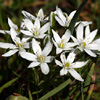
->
[0,6,100,82]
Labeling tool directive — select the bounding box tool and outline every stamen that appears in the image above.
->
[65,62,70,67]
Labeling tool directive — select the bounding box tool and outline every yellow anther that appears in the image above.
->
[17,28,20,32]
[82,42,86,47]
[38,55,44,61]
[59,43,64,48]
[17,43,22,47]
[65,62,70,67]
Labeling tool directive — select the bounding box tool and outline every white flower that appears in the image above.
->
[71,24,100,57]
[52,29,77,54]
[55,6,76,27]
[55,52,88,82]
[0,28,30,57]
[22,8,48,22]
[0,18,19,35]
[20,38,53,75]
[21,18,50,39]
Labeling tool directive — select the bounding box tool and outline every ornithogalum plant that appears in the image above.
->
[0,0,100,100]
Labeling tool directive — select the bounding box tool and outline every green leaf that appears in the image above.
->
[84,63,95,92]
[68,0,88,34]
[0,77,19,93]
[39,79,71,100]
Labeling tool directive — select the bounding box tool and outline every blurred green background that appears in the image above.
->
[0,0,100,100]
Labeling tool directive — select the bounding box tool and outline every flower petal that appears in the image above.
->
[55,59,63,67]
[22,10,35,20]
[32,38,42,55]
[45,56,54,63]
[40,22,50,34]
[71,35,78,43]
[85,25,90,38]
[60,68,68,76]
[8,18,18,29]
[87,44,100,51]
[40,63,49,75]
[34,18,40,29]
[37,34,46,39]
[62,29,71,43]
[19,51,37,61]
[42,41,53,56]
[20,30,33,36]
[52,29,61,44]
[23,19,34,31]
[84,49,97,57]
[67,52,76,63]
[69,69,84,82]
[0,30,10,34]
[55,16,65,27]
[85,29,98,44]
[28,62,40,68]
[0,42,17,49]
[69,10,76,19]
[2,49,18,57]
[71,60,88,68]
[56,47,62,54]
[76,24,84,42]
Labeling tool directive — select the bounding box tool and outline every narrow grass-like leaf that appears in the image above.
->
[0,77,19,93]
[68,0,88,34]
[84,63,95,92]
[39,79,71,100]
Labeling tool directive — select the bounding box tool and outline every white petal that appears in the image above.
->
[56,47,62,54]
[60,68,68,76]
[34,18,40,29]
[32,38,41,55]
[71,35,78,43]
[69,10,76,19]
[28,62,40,68]
[52,38,58,47]
[85,25,90,38]
[20,30,33,36]
[56,7,66,25]
[8,18,18,29]
[67,52,76,63]
[60,53,67,64]
[22,10,35,20]
[37,8,44,18]
[2,49,18,57]
[85,29,98,44]
[71,60,88,68]
[92,38,100,44]
[52,29,61,44]
[0,42,17,49]
[40,63,49,75]
[23,19,34,31]
[10,28,18,42]
[76,24,84,42]
[42,41,53,56]
[62,29,71,43]
[55,59,63,67]
[84,49,97,57]
[40,22,50,34]
[37,34,46,39]
[0,30,10,34]
[87,44,100,51]
[69,69,84,82]
[55,16,65,27]
[19,51,37,61]
[45,56,54,63]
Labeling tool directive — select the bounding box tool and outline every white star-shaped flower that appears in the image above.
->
[22,8,48,22]
[55,6,76,27]
[0,28,30,57]
[20,38,53,75]
[0,18,19,35]
[71,24,100,57]
[21,18,50,39]
[55,52,88,82]
[52,29,77,54]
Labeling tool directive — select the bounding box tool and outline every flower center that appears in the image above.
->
[16,28,20,32]
[65,62,70,68]
[38,55,44,62]
[59,43,64,48]
[82,42,86,48]
[32,27,40,36]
